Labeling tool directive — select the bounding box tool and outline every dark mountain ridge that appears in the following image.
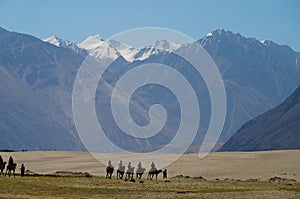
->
[220,86,300,151]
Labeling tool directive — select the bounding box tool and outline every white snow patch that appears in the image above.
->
[260,40,266,45]
[43,35,61,46]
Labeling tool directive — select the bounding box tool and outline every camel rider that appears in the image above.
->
[108,160,113,169]
[118,160,123,170]
[137,161,143,173]
[8,156,14,166]
[138,162,142,169]
[0,155,3,164]
[127,162,132,172]
[150,162,156,171]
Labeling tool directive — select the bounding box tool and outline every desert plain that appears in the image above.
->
[0,150,299,198]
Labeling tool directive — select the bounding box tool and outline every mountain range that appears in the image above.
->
[0,26,299,151]
[43,34,181,62]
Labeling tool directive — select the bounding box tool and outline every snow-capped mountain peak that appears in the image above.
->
[43,35,87,57]
[152,39,181,51]
[107,39,139,62]
[76,35,139,61]
[77,34,104,51]
[131,39,181,61]
[43,35,67,47]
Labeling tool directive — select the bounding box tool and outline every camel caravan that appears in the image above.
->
[1,154,167,180]
[106,160,167,180]
[0,155,19,177]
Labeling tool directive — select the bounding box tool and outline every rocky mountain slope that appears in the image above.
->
[220,86,300,151]
[0,27,84,150]
[0,26,299,151]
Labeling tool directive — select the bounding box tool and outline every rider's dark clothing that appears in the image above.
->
[8,157,13,166]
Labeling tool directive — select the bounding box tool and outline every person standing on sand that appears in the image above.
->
[163,169,167,179]
[0,155,3,164]
[8,156,14,166]
[20,164,25,177]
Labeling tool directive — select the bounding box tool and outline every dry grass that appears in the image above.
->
[0,175,299,199]
[0,150,299,198]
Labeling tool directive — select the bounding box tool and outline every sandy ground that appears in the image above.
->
[1,150,299,182]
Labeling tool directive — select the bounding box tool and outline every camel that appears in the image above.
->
[117,166,125,179]
[147,169,162,180]
[125,167,134,180]
[106,167,114,179]
[5,163,17,177]
[0,161,6,176]
[136,168,146,179]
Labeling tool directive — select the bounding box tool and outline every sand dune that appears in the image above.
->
[1,150,299,182]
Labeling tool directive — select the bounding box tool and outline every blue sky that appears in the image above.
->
[1,0,299,51]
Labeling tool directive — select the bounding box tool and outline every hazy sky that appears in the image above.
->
[0,0,299,51]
